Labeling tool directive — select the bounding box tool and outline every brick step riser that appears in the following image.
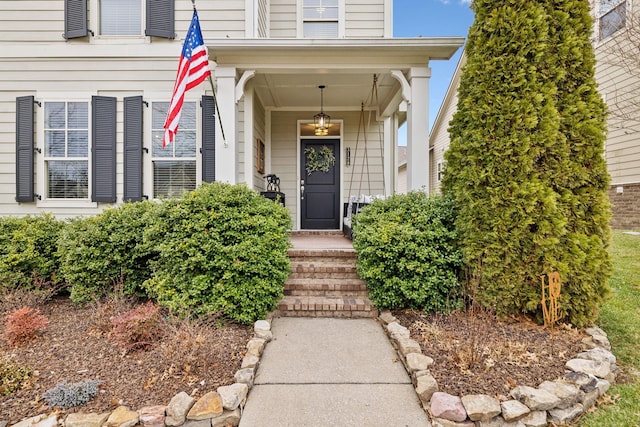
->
[290,265,358,274]
[285,290,369,297]
[288,273,361,280]
[289,257,356,265]
[275,310,377,318]
[284,281,368,291]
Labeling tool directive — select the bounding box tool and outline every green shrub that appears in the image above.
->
[58,201,160,304]
[0,357,33,395]
[352,192,463,313]
[143,182,292,324]
[443,0,610,327]
[0,214,64,293]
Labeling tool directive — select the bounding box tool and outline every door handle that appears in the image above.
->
[300,179,305,200]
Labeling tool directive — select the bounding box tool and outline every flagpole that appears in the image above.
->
[191,0,227,146]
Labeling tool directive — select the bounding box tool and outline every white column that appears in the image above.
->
[383,115,393,195]
[215,66,237,183]
[243,83,254,187]
[406,66,431,191]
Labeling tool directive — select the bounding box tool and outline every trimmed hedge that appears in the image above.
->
[142,182,292,324]
[0,214,63,292]
[58,201,160,304]
[352,192,463,313]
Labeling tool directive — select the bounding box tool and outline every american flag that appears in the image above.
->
[163,10,211,148]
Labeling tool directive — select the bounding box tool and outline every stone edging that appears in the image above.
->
[4,320,273,427]
[379,311,617,427]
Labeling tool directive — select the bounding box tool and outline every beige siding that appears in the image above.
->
[345,0,385,38]
[595,35,640,185]
[270,0,297,38]
[0,1,246,43]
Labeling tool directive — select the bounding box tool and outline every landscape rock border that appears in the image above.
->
[379,311,617,427]
[3,320,274,427]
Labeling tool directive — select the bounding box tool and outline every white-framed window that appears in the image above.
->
[151,102,198,198]
[437,161,443,183]
[303,0,339,38]
[43,101,90,199]
[599,0,626,41]
[100,0,143,36]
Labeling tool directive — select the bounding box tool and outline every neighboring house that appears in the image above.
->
[591,0,640,229]
[429,1,640,230]
[428,52,465,196]
[0,0,463,230]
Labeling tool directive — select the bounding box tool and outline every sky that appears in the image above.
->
[393,0,475,140]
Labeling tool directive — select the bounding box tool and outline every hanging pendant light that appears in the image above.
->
[314,85,330,136]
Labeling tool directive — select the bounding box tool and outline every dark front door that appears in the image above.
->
[300,139,340,229]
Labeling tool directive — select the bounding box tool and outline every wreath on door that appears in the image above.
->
[305,145,336,175]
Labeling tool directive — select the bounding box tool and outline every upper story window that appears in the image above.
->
[303,0,339,38]
[599,0,626,41]
[152,102,198,198]
[44,102,89,199]
[100,0,142,35]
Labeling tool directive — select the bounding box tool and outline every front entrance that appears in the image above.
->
[300,139,340,229]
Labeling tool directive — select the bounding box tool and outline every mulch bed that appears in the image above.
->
[393,309,586,399]
[1,297,252,424]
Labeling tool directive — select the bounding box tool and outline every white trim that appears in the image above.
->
[35,94,93,205]
[390,70,412,104]
[236,70,256,103]
[384,0,393,38]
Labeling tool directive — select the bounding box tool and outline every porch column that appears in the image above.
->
[215,66,237,183]
[406,66,431,191]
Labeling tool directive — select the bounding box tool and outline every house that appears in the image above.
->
[0,0,463,230]
[591,0,640,229]
[428,52,465,196]
[429,1,640,230]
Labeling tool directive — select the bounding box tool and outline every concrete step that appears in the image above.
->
[275,296,378,318]
[288,249,357,264]
[284,278,369,297]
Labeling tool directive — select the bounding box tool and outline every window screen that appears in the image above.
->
[152,102,197,198]
[303,0,338,38]
[101,0,142,35]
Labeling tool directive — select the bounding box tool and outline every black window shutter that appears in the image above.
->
[92,96,117,203]
[16,96,35,203]
[146,0,175,39]
[64,0,88,39]
[201,95,216,183]
[123,96,144,202]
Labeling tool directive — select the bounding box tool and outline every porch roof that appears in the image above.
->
[209,37,465,112]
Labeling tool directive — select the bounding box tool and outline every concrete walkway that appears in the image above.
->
[239,317,430,427]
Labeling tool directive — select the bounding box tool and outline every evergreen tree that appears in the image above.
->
[544,0,611,326]
[443,0,610,327]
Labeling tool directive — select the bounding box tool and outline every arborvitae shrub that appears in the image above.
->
[143,182,292,324]
[444,0,610,327]
[110,301,164,351]
[42,379,101,409]
[58,200,160,304]
[2,306,49,346]
[352,193,463,313]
